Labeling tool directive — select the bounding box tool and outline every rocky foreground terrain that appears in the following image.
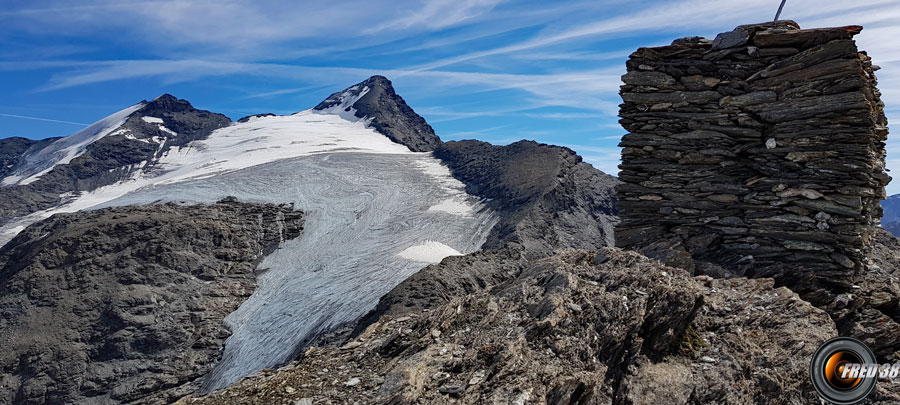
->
[181,229,900,404]
[0,199,304,404]
[182,247,834,404]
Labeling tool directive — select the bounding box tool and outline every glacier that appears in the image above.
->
[104,152,498,391]
[0,108,499,391]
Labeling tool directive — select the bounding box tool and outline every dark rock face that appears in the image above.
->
[128,94,232,149]
[314,75,441,152]
[186,249,836,404]
[0,137,60,180]
[615,22,889,299]
[0,95,231,226]
[434,140,619,257]
[0,199,303,405]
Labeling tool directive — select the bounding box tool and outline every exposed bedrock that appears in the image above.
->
[314,75,442,152]
[0,137,60,180]
[183,248,838,404]
[0,199,303,405]
[434,140,620,257]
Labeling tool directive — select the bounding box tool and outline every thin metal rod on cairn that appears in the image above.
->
[774,0,787,21]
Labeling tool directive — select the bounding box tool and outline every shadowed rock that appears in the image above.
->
[0,198,303,405]
[434,139,619,257]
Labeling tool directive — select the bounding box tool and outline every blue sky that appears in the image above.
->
[1,0,899,192]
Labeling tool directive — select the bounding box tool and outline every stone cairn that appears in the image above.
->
[615,21,890,296]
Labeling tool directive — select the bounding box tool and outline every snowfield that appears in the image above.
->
[0,110,440,246]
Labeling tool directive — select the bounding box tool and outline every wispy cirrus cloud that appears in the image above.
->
[18,58,624,114]
[365,0,503,34]
[0,113,87,126]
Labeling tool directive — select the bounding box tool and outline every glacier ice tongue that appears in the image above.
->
[98,152,498,391]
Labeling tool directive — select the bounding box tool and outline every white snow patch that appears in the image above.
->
[414,158,478,216]
[158,126,177,136]
[313,86,370,122]
[1,103,143,186]
[397,241,463,263]
[5,226,25,238]
[141,116,176,135]
[152,110,413,184]
[428,199,475,216]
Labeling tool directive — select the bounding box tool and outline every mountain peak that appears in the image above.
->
[142,93,199,115]
[314,76,441,152]
[360,74,391,87]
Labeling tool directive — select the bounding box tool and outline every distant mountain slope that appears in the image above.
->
[882,194,900,236]
[0,137,60,180]
[434,139,619,257]
[0,199,303,405]
[0,95,231,229]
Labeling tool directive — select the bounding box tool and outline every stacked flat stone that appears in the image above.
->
[615,21,890,293]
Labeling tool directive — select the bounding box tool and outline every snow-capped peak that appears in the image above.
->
[311,76,441,152]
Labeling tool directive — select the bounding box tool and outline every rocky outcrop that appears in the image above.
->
[615,21,889,300]
[236,113,276,123]
[434,140,619,257]
[353,248,529,336]
[314,75,441,152]
[833,228,900,360]
[181,248,838,404]
[0,198,303,405]
[0,95,231,226]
